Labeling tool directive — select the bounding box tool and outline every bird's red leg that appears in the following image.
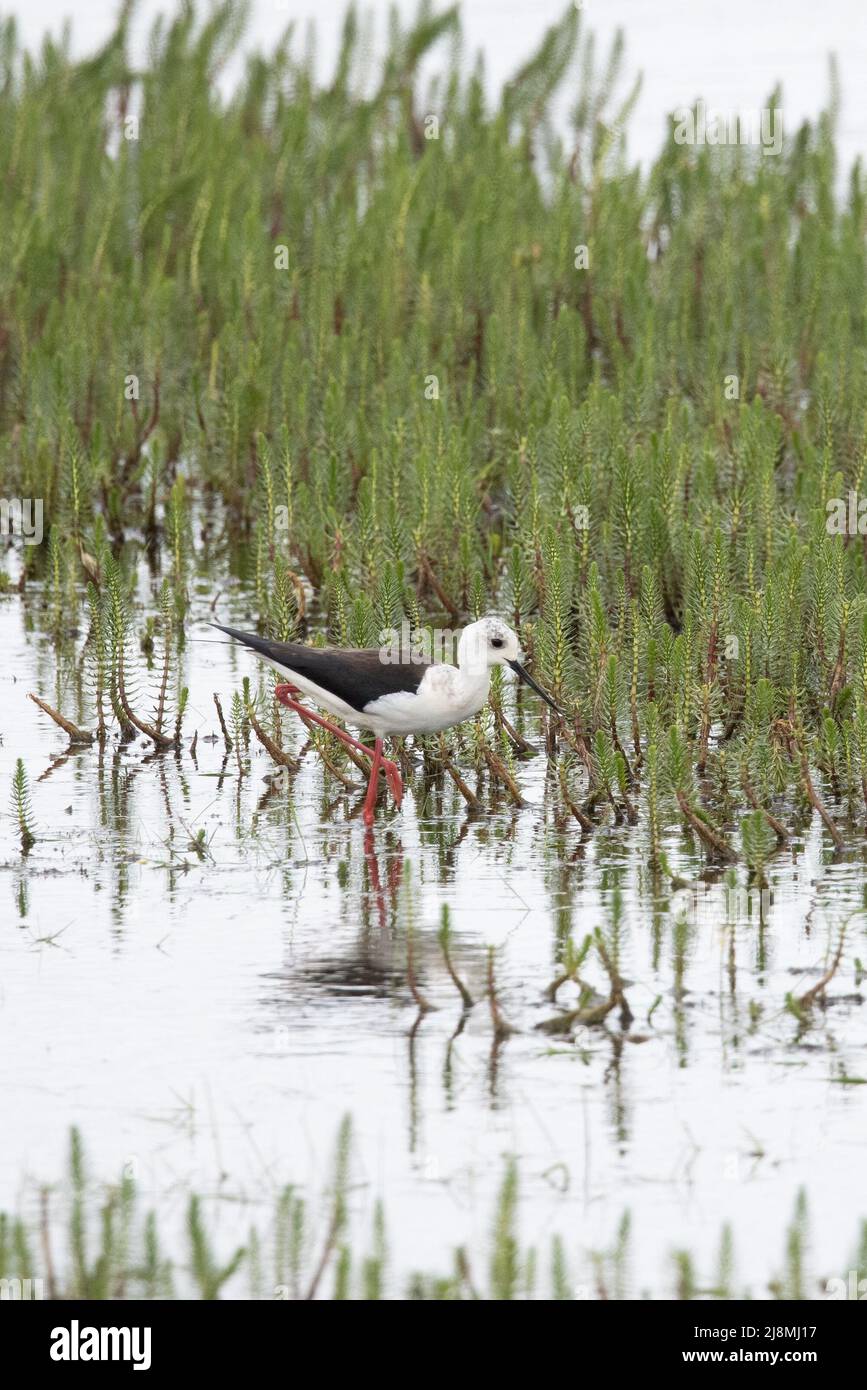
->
[363,738,384,827]
[383,756,403,808]
[274,685,372,758]
[274,684,403,813]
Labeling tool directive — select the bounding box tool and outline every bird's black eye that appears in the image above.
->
[491,637,504,649]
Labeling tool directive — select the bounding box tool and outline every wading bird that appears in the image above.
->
[214,616,558,826]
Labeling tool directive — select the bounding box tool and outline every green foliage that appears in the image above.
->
[9,758,35,853]
[740,809,776,885]
[6,4,867,846]
[490,1158,519,1300]
[0,1127,857,1300]
[773,1189,809,1301]
[188,1196,246,1300]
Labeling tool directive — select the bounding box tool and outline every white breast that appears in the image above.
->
[362,663,491,735]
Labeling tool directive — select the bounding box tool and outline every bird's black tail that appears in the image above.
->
[210,622,284,662]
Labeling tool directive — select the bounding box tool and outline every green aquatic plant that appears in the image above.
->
[664,725,737,864]
[771,1190,809,1301]
[66,1126,137,1300]
[490,1159,520,1301]
[740,809,777,887]
[188,1196,246,1301]
[536,926,631,1033]
[437,905,474,1009]
[0,1128,862,1300]
[9,758,35,854]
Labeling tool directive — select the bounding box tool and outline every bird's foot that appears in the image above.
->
[362,743,403,826]
[362,766,402,826]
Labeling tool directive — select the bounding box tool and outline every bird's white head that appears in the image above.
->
[459,616,521,671]
[458,616,559,711]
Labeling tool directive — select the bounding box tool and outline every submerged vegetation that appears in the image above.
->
[1,1125,864,1300]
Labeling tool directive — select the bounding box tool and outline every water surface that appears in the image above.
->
[1,560,865,1295]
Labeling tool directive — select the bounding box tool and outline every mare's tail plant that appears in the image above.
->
[10,759,35,853]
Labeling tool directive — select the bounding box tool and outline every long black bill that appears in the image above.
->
[508,660,560,713]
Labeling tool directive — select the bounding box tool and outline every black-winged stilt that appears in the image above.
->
[213,616,558,825]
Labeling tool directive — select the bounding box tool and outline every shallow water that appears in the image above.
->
[2,556,866,1297]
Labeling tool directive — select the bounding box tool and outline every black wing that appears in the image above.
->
[212,624,431,713]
